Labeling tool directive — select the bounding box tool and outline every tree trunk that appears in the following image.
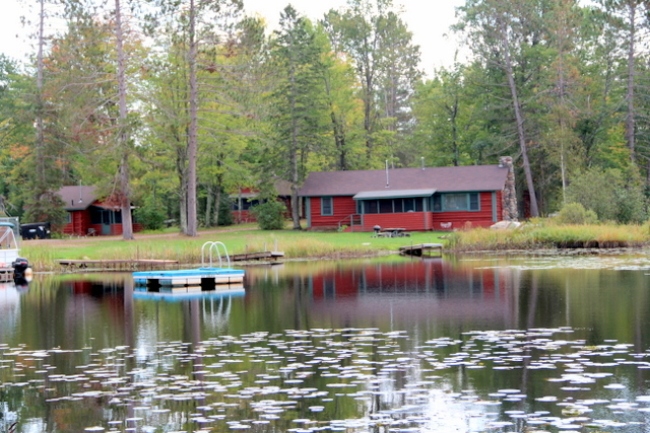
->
[205,184,213,227]
[114,0,134,240]
[289,59,302,230]
[179,181,188,233]
[625,2,636,163]
[213,188,222,226]
[35,0,45,190]
[500,19,539,217]
[186,0,198,236]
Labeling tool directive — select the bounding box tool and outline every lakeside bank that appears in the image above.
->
[19,222,650,272]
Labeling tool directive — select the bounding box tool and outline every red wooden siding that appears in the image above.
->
[430,191,501,231]
[63,210,143,236]
[309,196,357,228]
[307,191,503,231]
[63,210,91,236]
[233,209,255,224]
[232,197,293,224]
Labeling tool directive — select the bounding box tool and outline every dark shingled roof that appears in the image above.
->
[298,165,509,197]
[58,186,98,211]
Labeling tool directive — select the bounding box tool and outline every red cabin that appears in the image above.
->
[230,180,295,224]
[58,186,143,236]
[298,163,514,232]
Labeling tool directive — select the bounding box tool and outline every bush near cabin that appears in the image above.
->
[251,200,287,230]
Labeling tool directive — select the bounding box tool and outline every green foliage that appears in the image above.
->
[555,203,598,225]
[134,196,166,230]
[250,200,287,230]
[22,186,67,228]
[566,168,647,224]
[217,195,233,226]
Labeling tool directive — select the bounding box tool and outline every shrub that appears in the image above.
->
[555,202,598,225]
[217,195,233,226]
[566,168,647,223]
[134,196,166,230]
[250,200,287,230]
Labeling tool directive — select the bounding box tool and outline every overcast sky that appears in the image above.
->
[0,0,465,76]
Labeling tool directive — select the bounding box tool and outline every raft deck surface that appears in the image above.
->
[133,267,245,288]
[399,243,443,257]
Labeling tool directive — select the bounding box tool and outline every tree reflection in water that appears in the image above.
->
[2,256,650,432]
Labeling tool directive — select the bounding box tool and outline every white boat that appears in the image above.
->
[0,221,19,268]
[0,220,30,282]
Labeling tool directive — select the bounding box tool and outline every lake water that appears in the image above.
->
[3,254,650,432]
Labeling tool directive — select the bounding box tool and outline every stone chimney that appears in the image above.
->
[500,156,518,221]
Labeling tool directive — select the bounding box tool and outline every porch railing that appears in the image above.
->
[338,214,362,230]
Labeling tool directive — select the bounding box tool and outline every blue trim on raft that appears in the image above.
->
[133,267,245,284]
[133,267,245,278]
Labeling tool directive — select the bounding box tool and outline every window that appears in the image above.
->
[379,199,393,213]
[360,198,424,214]
[469,193,479,211]
[445,194,469,211]
[364,200,378,214]
[321,197,333,216]
[432,193,480,212]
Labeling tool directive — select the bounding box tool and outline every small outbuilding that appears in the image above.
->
[57,186,143,236]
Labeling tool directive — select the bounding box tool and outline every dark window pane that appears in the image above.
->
[364,201,378,214]
[469,193,480,211]
[444,194,467,211]
[321,197,333,215]
[415,198,423,212]
[432,195,442,212]
[90,208,102,224]
[379,199,393,213]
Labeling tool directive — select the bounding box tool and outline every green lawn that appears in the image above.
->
[21,224,447,271]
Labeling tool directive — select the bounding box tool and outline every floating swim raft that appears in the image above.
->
[133,267,245,287]
[133,241,245,290]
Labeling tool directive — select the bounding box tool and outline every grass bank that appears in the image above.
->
[21,225,446,272]
[21,221,650,272]
[447,221,650,251]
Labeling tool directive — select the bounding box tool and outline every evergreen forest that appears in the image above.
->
[1,0,649,238]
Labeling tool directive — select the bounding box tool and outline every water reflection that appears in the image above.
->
[3,256,650,432]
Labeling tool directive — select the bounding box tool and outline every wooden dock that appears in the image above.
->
[231,251,284,262]
[58,259,179,272]
[399,243,443,257]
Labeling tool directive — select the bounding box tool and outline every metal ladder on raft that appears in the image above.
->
[201,241,232,269]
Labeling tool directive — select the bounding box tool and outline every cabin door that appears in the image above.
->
[101,210,112,235]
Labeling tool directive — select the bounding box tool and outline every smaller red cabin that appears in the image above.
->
[58,186,143,236]
[229,180,295,224]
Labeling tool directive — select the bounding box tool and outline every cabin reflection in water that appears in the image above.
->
[299,259,518,325]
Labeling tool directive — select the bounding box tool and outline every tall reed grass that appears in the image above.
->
[447,221,650,251]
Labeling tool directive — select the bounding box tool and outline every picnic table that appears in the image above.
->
[374,227,409,238]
